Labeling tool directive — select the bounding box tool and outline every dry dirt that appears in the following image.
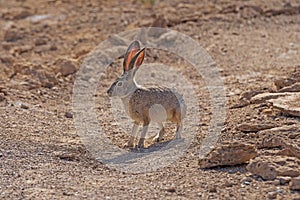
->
[1,0,300,199]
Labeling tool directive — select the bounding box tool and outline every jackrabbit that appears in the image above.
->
[107,40,186,148]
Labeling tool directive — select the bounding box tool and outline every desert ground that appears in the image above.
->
[0,0,300,199]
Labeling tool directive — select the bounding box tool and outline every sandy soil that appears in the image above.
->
[1,0,300,199]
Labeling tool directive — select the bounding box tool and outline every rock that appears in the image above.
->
[273,179,280,186]
[0,93,7,107]
[279,82,300,92]
[247,156,300,180]
[274,66,300,91]
[224,180,235,187]
[4,29,23,42]
[250,92,294,104]
[243,181,251,185]
[37,71,57,89]
[279,168,300,177]
[56,152,78,161]
[13,9,32,20]
[241,91,261,100]
[65,112,73,118]
[274,78,296,90]
[236,123,276,132]
[62,191,74,196]
[261,108,274,115]
[290,177,300,190]
[20,103,29,109]
[278,176,291,185]
[49,44,57,51]
[11,45,33,55]
[199,142,257,168]
[267,92,300,117]
[264,5,300,17]
[241,177,252,184]
[54,58,78,76]
[257,125,300,159]
[0,55,14,64]
[230,99,249,109]
[208,185,217,193]
[279,143,300,160]
[267,191,277,199]
[34,38,48,46]
[247,158,277,180]
[240,5,263,19]
[257,133,284,149]
[0,93,5,102]
[165,187,176,193]
[152,14,168,27]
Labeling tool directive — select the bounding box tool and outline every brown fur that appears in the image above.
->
[128,87,186,125]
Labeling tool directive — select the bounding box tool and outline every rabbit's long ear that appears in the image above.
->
[123,40,140,72]
[129,47,145,76]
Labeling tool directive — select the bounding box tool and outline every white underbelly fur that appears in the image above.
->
[149,104,168,123]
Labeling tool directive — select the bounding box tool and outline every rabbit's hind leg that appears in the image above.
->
[175,122,182,139]
[153,122,165,142]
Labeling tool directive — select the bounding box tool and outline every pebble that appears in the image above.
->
[273,179,280,186]
[54,58,77,76]
[166,187,176,193]
[224,181,235,187]
[243,181,251,185]
[276,189,282,193]
[278,176,291,185]
[290,177,300,190]
[241,177,252,183]
[0,93,5,102]
[208,186,217,193]
[1,192,6,197]
[267,191,277,199]
[65,112,73,118]
[21,103,29,109]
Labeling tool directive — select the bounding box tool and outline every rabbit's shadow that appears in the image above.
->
[130,139,182,153]
[101,138,185,165]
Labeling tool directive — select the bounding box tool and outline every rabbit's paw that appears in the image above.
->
[153,135,162,143]
[123,141,135,148]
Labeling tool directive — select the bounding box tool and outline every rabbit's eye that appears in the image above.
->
[117,82,123,86]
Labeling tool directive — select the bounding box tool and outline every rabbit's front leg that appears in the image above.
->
[125,122,139,148]
[137,123,149,148]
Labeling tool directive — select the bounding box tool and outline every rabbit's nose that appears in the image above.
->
[107,88,113,96]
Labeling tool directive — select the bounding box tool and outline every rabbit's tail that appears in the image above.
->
[173,90,187,119]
